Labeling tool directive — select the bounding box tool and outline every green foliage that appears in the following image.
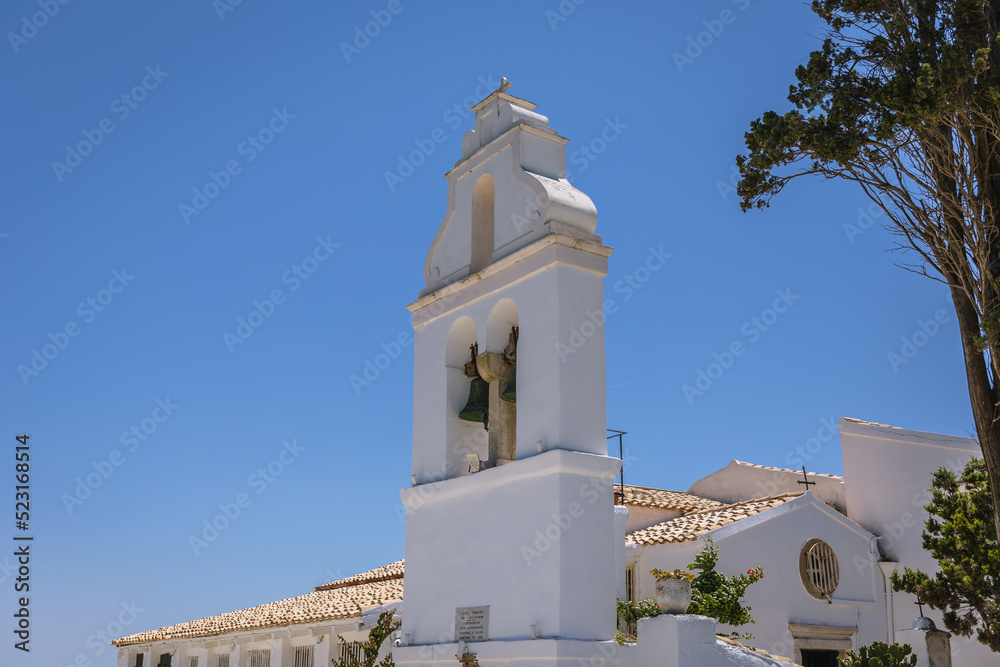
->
[687,539,764,631]
[736,2,1000,623]
[891,458,1000,652]
[332,610,400,667]
[614,630,637,646]
[738,0,999,213]
[616,597,661,630]
[838,642,916,667]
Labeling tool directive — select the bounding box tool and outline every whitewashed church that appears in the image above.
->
[114,84,984,667]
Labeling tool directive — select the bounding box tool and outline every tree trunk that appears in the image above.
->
[949,283,1000,541]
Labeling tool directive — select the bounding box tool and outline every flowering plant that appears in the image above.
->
[649,568,696,582]
[687,539,763,631]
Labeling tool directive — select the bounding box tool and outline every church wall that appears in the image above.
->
[633,497,883,662]
[686,460,845,511]
[410,257,609,483]
[425,138,551,291]
[840,419,977,569]
[400,449,621,646]
[623,506,683,533]
[839,418,990,667]
[115,618,353,667]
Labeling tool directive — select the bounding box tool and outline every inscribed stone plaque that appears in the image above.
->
[454,606,489,642]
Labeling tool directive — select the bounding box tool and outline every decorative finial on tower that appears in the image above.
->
[499,77,511,94]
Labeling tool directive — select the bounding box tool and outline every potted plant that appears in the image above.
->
[649,568,695,614]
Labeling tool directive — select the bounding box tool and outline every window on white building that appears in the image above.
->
[340,640,365,664]
[190,658,198,667]
[625,564,636,603]
[248,649,271,667]
[216,655,229,667]
[293,646,314,667]
[799,539,840,599]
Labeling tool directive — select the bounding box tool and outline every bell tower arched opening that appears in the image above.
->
[486,299,518,465]
[470,173,494,274]
[445,317,487,478]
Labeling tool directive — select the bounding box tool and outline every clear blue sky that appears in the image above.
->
[1,2,973,665]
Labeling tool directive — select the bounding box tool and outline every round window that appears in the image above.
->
[799,539,839,599]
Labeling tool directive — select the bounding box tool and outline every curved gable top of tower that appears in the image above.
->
[419,82,600,299]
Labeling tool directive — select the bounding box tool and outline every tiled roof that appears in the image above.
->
[733,460,843,480]
[314,560,403,591]
[619,485,726,514]
[626,493,802,546]
[112,563,404,647]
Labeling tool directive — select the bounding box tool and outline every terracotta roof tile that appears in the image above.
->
[314,560,404,591]
[626,493,802,546]
[113,563,403,647]
[733,461,843,480]
[114,492,804,647]
[619,485,726,514]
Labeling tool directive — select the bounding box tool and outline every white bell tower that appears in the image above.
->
[395,82,622,667]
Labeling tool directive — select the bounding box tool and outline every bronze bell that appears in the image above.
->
[459,377,490,424]
[500,326,518,403]
[500,363,516,403]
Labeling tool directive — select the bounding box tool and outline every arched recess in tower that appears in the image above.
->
[470,173,494,274]
[445,316,486,478]
[487,298,518,464]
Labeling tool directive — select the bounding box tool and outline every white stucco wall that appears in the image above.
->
[839,418,988,667]
[617,614,796,667]
[409,241,612,483]
[116,619,349,667]
[687,460,845,511]
[400,449,621,647]
[421,92,598,298]
[623,505,683,533]
[633,495,884,662]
